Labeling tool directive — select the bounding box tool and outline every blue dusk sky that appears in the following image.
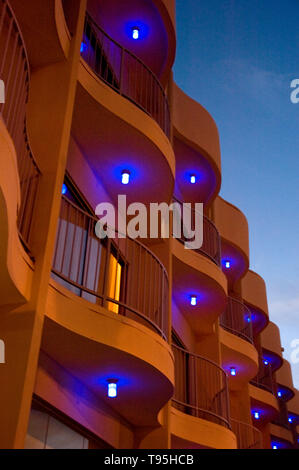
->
[174,0,299,386]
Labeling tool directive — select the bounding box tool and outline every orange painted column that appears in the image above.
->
[230,386,252,424]
[0,0,87,449]
[261,423,272,449]
[134,404,171,449]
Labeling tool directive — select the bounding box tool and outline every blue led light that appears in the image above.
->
[62,183,67,195]
[288,417,293,423]
[107,381,118,398]
[278,391,282,398]
[254,411,260,420]
[132,27,140,40]
[264,359,269,366]
[121,171,130,185]
[230,367,236,376]
[246,316,251,323]
[190,296,197,306]
[224,260,231,269]
[190,175,196,184]
[80,42,87,53]
[272,445,278,450]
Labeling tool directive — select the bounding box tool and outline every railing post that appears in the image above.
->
[119,47,124,95]
[102,237,111,310]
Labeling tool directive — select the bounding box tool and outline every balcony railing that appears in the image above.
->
[172,344,230,429]
[231,419,262,449]
[173,197,221,266]
[250,356,276,395]
[220,296,253,344]
[52,196,169,340]
[0,0,40,249]
[81,13,170,137]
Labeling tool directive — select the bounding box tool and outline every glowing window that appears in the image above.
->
[107,253,123,314]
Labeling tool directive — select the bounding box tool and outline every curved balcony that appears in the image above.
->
[261,323,283,370]
[172,84,221,203]
[172,344,230,429]
[231,419,262,449]
[173,197,221,266]
[52,196,169,340]
[220,296,258,390]
[250,356,276,395]
[276,360,294,392]
[81,13,170,138]
[213,197,249,285]
[242,270,269,334]
[272,399,291,430]
[42,279,174,430]
[0,0,40,249]
[220,297,253,344]
[269,431,294,449]
[288,389,299,422]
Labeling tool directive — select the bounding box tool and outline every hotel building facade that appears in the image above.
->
[0,0,298,449]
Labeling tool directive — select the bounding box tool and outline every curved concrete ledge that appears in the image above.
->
[275,360,294,394]
[173,83,221,196]
[44,279,174,427]
[242,270,269,332]
[10,0,68,67]
[220,327,259,390]
[242,270,268,316]
[213,196,249,265]
[172,239,227,335]
[261,322,283,365]
[249,383,279,422]
[74,60,175,207]
[55,0,71,58]
[269,423,294,445]
[171,407,237,449]
[172,239,227,293]
[0,119,34,308]
[152,0,176,84]
[78,60,175,176]
[289,389,299,415]
[156,0,176,37]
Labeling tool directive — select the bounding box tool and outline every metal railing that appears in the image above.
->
[172,344,230,429]
[81,13,170,137]
[250,356,276,395]
[173,197,221,266]
[220,296,253,344]
[52,196,169,340]
[231,419,262,449]
[0,0,40,249]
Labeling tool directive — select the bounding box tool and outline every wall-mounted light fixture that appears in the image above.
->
[122,171,130,185]
[107,380,118,398]
[132,27,140,40]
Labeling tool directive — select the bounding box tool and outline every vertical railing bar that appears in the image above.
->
[0,15,13,76]
[6,46,23,127]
